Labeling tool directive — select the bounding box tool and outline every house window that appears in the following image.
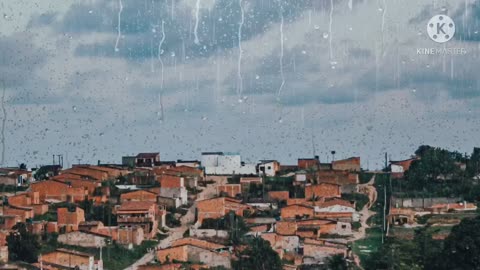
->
[341,225,347,229]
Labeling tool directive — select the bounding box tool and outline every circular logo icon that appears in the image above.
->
[427,15,455,43]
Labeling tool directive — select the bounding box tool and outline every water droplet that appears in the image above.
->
[314,25,320,30]
[152,28,156,33]
[115,48,120,52]
[412,88,417,93]
[72,106,77,112]
[201,116,207,121]
[255,75,260,79]
[88,10,93,14]
[323,32,329,39]
[441,6,447,12]
[301,50,307,54]
[378,7,383,12]
[278,117,283,123]
[238,98,243,103]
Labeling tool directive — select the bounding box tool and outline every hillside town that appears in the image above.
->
[0,146,478,270]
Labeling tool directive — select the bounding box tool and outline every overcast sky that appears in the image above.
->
[1,0,479,169]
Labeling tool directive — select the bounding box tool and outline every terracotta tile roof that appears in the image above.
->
[171,237,226,250]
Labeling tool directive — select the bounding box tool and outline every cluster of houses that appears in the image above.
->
[0,152,366,270]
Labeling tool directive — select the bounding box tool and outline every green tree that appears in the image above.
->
[7,223,41,263]
[437,216,480,270]
[327,254,348,270]
[234,237,282,270]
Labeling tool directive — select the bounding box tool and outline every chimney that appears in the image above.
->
[314,155,319,161]
[98,160,101,166]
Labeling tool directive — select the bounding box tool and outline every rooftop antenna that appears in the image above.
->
[311,127,316,157]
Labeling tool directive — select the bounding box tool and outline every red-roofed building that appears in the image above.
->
[115,201,164,238]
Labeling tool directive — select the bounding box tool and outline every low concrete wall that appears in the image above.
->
[189,227,229,239]
[392,197,462,208]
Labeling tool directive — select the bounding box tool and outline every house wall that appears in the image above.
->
[57,231,108,247]
[261,233,299,251]
[57,207,85,231]
[189,228,229,239]
[41,252,94,270]
[61,167,108,181]
[117,227,144,246]
[332,157,361,171]
[0,246,7,264]
[158,175,184,188]
[276,221,297,235]
[280,205,314,219]
[120,191,157,203]
[157,245,188,263]
[187,245,231,269]
[258,161,279,176]
[197,198,224,223]
[0,176,17,186]
[303,244,346,262]
[305,184,341,199]
[157,196,180,209]
[159,187,187,205]
[217,184,241,198]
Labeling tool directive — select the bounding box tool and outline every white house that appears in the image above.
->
[201,152,257,175]
[257,160,279,177]
[390,164,404,173]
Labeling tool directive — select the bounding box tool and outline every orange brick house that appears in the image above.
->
[298,158,320,170]
[331,157,361,171]
[115,201,162,239]
[39,248,102,270]
[196,197,251,224]
[60,166,109,181]
[156,238,231,268]
[280,204,314,220]
[217,184,242,198]
[0,215,21,230]
[157,174,184,188]
[55,178,100,197]
[30,180,87,203]
[305,183,341,199]
[8,191,48,216]
[276,220,298,235]
[57,207,85,232]
[1,205,34,222]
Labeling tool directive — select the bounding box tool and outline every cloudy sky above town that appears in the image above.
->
[1,0,479,169]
